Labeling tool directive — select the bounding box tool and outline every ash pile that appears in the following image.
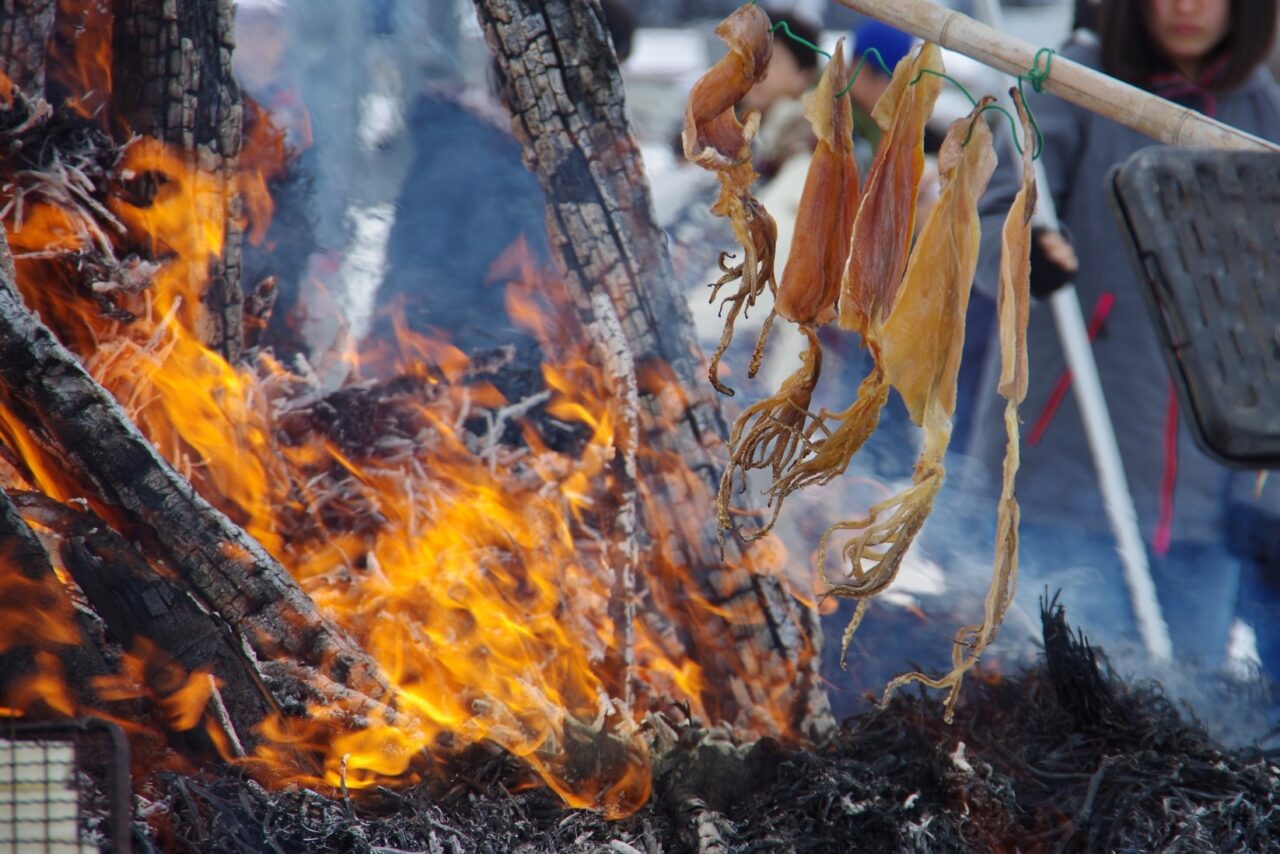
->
[140,599,1280,853]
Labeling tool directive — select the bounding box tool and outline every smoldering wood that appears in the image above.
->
[0,0,56,100]
[472,0,833,738]
[0,232,392,715]
[10,490,290,758]
[110,0,246,362]
[586,291,640,708]
[0,485,116,712]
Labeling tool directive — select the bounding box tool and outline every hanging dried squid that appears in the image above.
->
[689,5,1037,722]
[819,95,997,668]
[682,2,777,396]
[879,90,1036,721]
[717,39,859,539]
[757,43,945,514]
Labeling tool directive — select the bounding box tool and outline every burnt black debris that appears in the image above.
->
[138,599,1280,854]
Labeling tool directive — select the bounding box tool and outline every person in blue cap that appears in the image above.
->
[846,20,915,154]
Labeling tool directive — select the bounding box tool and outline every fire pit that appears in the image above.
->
[10,601,1269,852]
[1,1,1277,851]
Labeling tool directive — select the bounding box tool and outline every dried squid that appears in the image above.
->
[688,2,1038,724]
[758,43,945,514]
[682,2,777,396]
[819,96,997,670]
[879,91,1036,720]
[717,40,859,539]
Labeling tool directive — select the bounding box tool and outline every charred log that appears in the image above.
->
[110,0,245,362]
[472,0,831,736]
[0,0,56,101]
[0,232,391,715]
[11,491,291,758]
[0,484,115,715]
[586,292,640,708]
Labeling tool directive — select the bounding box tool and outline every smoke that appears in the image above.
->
[228,1,1277,744]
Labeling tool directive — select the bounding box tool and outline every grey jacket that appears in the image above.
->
[969,41,1280,546]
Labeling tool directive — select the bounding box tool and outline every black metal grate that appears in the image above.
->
[0,719,131,852]
[1108,148,1280,467]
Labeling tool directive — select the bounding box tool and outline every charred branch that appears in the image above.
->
[472,0,831,736]
[11,490,289,757]
[111,0,245,362]
[0,231,391,715]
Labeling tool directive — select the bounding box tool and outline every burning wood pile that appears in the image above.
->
[0,0,1277,851]
[0,0,827,832]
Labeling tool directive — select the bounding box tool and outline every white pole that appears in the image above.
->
[965,0,1173,661]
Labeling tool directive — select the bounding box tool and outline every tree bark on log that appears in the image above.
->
[587,291,640,708]
[0,232,391,715]
[110,0,246,362]
[473,0,832,737]
[0,0,56,100]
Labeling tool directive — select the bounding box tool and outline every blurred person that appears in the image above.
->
[1073,0,1102,36]
[740,8,821,115]
[846,20,916,159]
[743,8,822,179]
[370,0,638,354]
[970,0,1280,677]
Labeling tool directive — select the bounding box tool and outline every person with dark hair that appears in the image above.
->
[968,0,1280,677]
[742,8,822,179]
[1099,0,1275,93]
[1072,0,1101,35]
[743,7,821,114]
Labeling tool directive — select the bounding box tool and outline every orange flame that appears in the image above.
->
[0,76,814,815]
[50,0,114,120]
[2,652,76,718]
[0,546,80,719]
[90,640,216,732]
[238,98,292,246]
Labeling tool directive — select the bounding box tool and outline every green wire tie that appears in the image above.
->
[1015,47,1054,158]
[910,68,1028,156]
[769,21,828,59]
[770,21,893,100]
[837,47,895,98]
[764,15,1055,159]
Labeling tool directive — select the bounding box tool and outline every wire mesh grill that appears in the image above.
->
[0,719,131,853]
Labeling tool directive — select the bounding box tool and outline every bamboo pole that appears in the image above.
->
[833,0,1280,153]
